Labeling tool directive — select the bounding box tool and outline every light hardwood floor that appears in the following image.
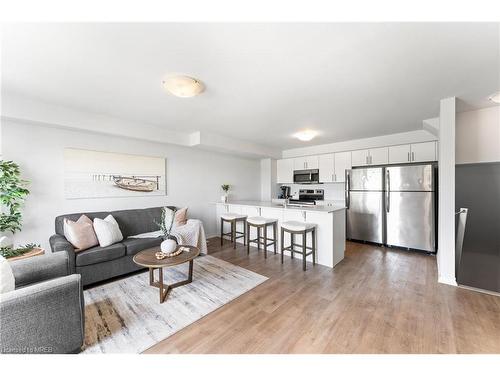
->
[145,239,500,354]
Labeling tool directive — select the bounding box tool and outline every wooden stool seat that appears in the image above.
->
[246,217,277,259]
[220,214,247,249]
[280,221,317,271]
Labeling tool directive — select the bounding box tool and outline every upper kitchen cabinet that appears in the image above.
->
[318,154,335,182]
[351,147,388,166]
[294,156,319,170]
[388,144,412,164]
[411,141,437,162]
[334,151,351,182]
[388,141,437,164]
[351,149,370,166]
[369,147,389,165]
[305,156,319,169]
[276,158,294,183]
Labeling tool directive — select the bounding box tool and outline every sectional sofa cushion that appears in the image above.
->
[0,255,15,294]
[63,215,99,251]
[112,207,165,237]
[122,237,163,256]
[93,215,124,247]
[75,243,126,267]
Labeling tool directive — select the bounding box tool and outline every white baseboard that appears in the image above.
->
[458,285,500,297]
[438,276,458,286]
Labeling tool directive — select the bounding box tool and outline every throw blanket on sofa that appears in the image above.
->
[129,219,208,254]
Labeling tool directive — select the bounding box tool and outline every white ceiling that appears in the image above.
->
[1,23,499,150]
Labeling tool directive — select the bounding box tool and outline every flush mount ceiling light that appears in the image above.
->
[162,75,204,98]
[488,91,500,103]
[294,130,318,142]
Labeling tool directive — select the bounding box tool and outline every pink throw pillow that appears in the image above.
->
[63,215,99,252]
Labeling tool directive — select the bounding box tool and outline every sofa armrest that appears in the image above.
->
[49,234,76,272]
[0,274,84,354]
[10,251,70,288]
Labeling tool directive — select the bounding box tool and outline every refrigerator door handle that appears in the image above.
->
[345,171,350,209]
[386,169,390,213]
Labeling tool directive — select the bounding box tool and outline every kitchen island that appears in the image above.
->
[214,201,346,268]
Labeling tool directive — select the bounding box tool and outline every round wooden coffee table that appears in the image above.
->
[133,245,200,303]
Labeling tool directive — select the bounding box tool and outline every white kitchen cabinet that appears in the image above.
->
[351,149,370,166]
[334,151,351,182]
[318,154,335,182]
[388,144,411,164]
[369,147,389,165]
[294,156,318,170]
[411,141,437,162]
[277,158,294,183]
[293,157,306,170]
[305,156,319,169]
[351,148,387,166]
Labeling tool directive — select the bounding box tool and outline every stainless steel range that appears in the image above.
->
[288,189,324,206]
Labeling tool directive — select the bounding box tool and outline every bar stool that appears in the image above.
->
[220,213,248,248]
[246,217,278,258]
[280,221,317,271]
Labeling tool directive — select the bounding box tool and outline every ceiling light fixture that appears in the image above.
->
[488,91,500,104]
[294,130,318,142]
[162,75,205,98]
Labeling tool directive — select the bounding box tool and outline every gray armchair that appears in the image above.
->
[0,252,84,354]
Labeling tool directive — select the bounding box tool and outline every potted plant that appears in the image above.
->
[156,207,178,254]
[0,160,30,249]
[221,184,230,203]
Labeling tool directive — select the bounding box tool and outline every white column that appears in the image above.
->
[260,158,277,201]
[437,97,457,286]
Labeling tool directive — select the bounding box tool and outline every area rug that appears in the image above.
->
[82,255,267,353]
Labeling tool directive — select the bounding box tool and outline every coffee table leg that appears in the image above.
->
[188,259,193,282]
[149,262,195,304]
[149,268,154,285]
[158,267,167,303]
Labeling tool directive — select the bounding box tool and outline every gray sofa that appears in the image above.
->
[0,252,84,354]
[49,206,171,286]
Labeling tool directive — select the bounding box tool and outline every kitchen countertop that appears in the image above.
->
[214,200,346,213]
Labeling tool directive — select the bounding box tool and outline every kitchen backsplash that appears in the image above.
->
[280,183,345,201]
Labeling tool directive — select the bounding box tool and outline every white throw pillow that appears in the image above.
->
[0,255,15,294]
[93,215,123,247]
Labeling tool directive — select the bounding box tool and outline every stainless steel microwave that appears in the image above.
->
[293,169,320,184]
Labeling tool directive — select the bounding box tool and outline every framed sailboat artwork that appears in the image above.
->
[63,148,166,199]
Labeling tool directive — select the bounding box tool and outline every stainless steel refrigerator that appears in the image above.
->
[346,164,436,253]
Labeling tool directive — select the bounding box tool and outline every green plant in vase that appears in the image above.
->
[155,207,178,254]
[0,160,30,249]
[221,184,230,203]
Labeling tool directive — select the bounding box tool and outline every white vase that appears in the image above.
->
[221,194,228,203]
[0,235,13,248]
[160,239,177,254]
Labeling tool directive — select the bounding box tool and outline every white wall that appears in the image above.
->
[437,97,457,286]
[1,120,261,250]
[456,106,500,164]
